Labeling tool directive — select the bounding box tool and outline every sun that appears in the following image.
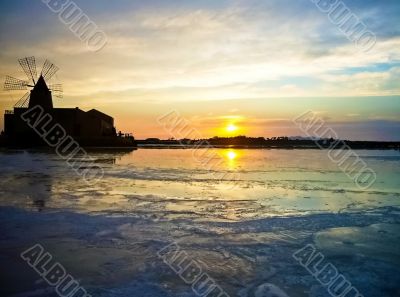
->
[226,124,238,133]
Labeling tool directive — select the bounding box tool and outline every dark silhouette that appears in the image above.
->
[2,56,136,148]
[137,136,400,150]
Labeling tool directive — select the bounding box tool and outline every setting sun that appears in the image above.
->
[226,124,238,133]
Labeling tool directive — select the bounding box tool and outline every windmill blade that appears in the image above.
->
[14,92,30,108]
[41,59,59,81]
[18,56,37,84]
[4,75,28,91]
[49,84,63,98]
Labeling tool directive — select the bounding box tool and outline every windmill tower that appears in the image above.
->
[4,57,63,111]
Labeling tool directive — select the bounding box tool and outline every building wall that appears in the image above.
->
[50,108,115,138]
[4,107,116,142]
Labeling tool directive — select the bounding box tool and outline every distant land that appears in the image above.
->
[137,136,400,150]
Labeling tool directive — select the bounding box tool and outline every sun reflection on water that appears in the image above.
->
[223,149,240,170]
[227,150,237,160]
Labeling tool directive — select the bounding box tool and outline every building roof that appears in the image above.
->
[87,109,113,121]
[33,75,49,92]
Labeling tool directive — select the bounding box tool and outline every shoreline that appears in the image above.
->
[136,144,400,150]
[0,144,399,150]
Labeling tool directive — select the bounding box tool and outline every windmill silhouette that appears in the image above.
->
[4,57,63,109]
[2,57,136,148]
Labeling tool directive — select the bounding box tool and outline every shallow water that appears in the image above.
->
[0,149,399,296]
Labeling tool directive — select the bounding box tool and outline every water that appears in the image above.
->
[0,149,399,296]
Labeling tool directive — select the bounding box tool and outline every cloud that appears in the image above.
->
[2,1,400,98]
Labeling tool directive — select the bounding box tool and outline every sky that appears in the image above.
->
[0,0,399,140]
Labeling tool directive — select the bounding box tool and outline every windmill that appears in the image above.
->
[4,57,63,109]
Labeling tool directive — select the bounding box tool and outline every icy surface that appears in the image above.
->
[0,149,399,296]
